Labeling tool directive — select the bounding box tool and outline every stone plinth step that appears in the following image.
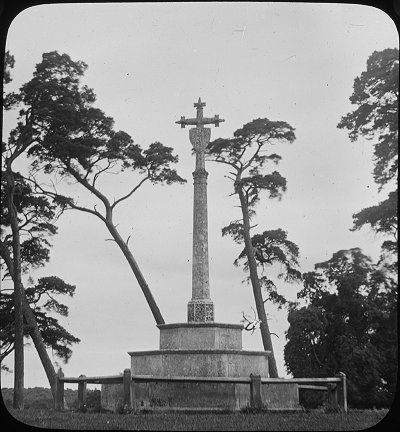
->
[157,322,243,350]
[128,348,270,378]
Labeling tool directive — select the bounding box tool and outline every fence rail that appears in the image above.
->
[54,369,347,413]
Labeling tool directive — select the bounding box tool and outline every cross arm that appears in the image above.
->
[175,115,225,128]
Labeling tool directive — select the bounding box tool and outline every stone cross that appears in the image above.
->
[176,98,224,322]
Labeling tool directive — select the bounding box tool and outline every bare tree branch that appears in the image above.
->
[65,163,112,217]
[22,176,108,224]
[111,176,149,209]
[92,160,114,188]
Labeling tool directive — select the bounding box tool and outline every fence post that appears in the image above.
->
[336,372,347,413]
[250,374,262,409]
[131,377,136,413]
[55,368,65,411]
[326,383,337,409]
[78,375,87,412]
[123,368,132,410]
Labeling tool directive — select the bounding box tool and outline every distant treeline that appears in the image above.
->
[2,387,101,411]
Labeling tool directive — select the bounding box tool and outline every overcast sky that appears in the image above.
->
[2,3,398,388]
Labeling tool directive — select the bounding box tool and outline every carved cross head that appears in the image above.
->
[189,127,211,152]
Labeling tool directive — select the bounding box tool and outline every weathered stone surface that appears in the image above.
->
[129,350,270,378]
[158,323,243,350]
[261,383,302,410]
[101,383,124,412]
[190,128,211,155]
[190,138,212,322]
[132,381,246,411]
[101,380,303,412]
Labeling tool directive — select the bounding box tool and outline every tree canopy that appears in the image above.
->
[0,276,80,365]
[338,48,398,270]
[0,174,80,366]
[207,118,295,206]
[284,248,397,408]
[233,228,302,308]
[1,51,81,401]
[7,51,186,326]
[16,52,185,189]
[337,48,398,188]
[0,174,58,274]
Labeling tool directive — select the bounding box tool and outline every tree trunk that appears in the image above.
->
[0,209,57,398]
[238,188,279,378]
[22,295,57,397]
[5,166,24,409]
[105,221,165,325]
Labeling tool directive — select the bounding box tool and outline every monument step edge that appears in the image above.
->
[127,349,272,356]
[157,322,244,330]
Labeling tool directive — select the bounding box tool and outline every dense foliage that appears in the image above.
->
[233,228,302,308]
[337,48,398,189]
[284,248,396,408]
[338,48,398,261]
[0,276,80,364]
[16,51,185,189]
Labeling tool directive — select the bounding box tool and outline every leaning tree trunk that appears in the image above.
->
[22,297,57,397]
[5,166,25,409]
[66,170,166,326]
[238,188,279,378]
[105,220,165,325]
[0,236,57,398]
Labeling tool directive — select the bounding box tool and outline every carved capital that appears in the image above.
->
[192,169,208,179]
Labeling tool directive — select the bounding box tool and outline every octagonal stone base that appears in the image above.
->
[125,347,271,411]
[101,321,301,412]
[121,321,273,411]
[129,349,270,378]
[157,322,243,350]
[129,322,269,387]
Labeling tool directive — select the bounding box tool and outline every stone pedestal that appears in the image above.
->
[158,323,242,350]
[121,321,273,411]
[130,322,270,379]
[129,349,270,378]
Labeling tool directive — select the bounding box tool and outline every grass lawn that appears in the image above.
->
[5,408,390,431]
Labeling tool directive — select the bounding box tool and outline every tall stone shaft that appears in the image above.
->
[190,127,212,321]
[176,98,224,322]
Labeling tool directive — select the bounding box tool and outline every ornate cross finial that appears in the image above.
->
[194,97,206,109]
[176,98,224,129]
[194,97,206,122]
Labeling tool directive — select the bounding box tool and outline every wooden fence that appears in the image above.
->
[54,369,347,412]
